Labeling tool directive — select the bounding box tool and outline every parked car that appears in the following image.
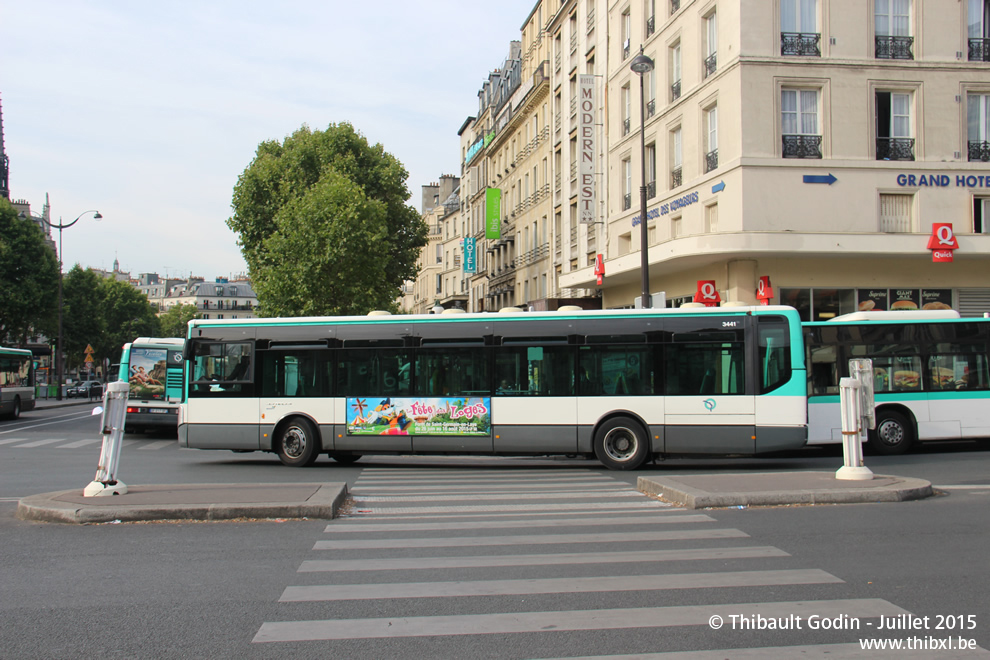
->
[67,380,104,398]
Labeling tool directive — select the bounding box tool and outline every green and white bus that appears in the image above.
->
[0,347,35,419]
[805,310,990,454]
[118,337,185,433]
[178,306,807,469]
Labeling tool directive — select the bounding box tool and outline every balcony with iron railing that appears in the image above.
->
[646,99,655,118]
[570,225,579,248]
[969,38,990,61]
[647,15,655,36]
[782,134,822,159]
[671,0,680,14]
[623,193,632,210]
[517,242,550,266]
[623,40,630,60]
[587,7,595,30]
[646,180,656,199]
[622,118,631,136]
[670,80,681,102]
[875,35,913,59]
[969,140,990,162]
[670,166,682,189]
[705,149,718,173]
[703,53,717,79]
[876,137,915,161]
[780,32,821,56]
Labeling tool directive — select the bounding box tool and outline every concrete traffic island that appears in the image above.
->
[16,482,348,524]
[638,472,933,510]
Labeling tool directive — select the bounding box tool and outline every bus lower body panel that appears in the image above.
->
[178,423,259,450]
[125,407,178,429]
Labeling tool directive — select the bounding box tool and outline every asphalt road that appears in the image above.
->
[2,406,989,658]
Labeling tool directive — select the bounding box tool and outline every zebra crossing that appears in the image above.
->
[252,467,941,658]
[0,437,175,450]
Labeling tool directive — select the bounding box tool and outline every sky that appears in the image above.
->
[1,0,536,281]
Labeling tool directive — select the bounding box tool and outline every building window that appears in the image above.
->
[622,85,631,136]
[647,0,656,36]
[703,12,718,78]
[875,0,913,59]
[781,0,821,56]
[876,92,914,160]
[969,0,990,61]
[670,215,682,239]
[622,11,631,59]
[671,0,680,15]
[975,197,990,233]
[670,126,683,188]
[618,232,632,256]
[622,158,633,210]
[705,106,718,173]
[646,143,656,198]
[705,203,719,233]
[968,93,990,161]
[781,88,822,158]
[879,193,913,232]
[647,68,656,118]
[670,43,682,101]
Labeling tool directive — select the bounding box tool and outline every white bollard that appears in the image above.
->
[83,381,130,497]
[836,376,874,481]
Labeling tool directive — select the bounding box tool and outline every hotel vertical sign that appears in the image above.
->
[578,74,596,224]
[485,188,501,240]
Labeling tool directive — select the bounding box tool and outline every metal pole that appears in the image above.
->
[56,226,63,401]
[638,71,650,308]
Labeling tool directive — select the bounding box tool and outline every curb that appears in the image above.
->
[16,483,349,524]
[637,473,933,510]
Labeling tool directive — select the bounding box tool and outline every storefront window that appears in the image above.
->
[779,288,811,321]
[779,288,855,321]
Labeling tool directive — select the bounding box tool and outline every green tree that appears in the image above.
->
[228,122,427,316]
[0,200,59,345]
[97,278,161,364]
[159,303,200,338]
[62,265,105,371]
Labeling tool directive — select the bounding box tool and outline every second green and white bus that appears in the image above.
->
[0,347,35,419]
[178,305,807,469]
[805,310,990,454]
[118,337,185,433]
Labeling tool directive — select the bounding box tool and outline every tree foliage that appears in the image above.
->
[158,304,200,338]
[0,200,59,346]
[228,122,427,316]
[96,278,161,364]
[62,265,106,370]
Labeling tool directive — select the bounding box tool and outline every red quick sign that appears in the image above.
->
[693,280,721,307]
[926,223,959,263]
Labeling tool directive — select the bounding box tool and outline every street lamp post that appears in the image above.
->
[630,46,655,308]
[46,211,102,399]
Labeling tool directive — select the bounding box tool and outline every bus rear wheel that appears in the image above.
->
[329,452,362,465]
[9,397,21,420]
[594,417,649,470]
[868,410,914,455]
[277,417,320,467]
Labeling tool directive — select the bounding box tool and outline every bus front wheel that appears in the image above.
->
[868,410,914,455]
[276,417,320,467]
[594,417,649,470]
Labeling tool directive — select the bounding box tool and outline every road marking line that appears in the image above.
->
[351,490,647,503]
[13,438,67,448]
[280,568,842,602]
[253,598,907,643]
[138,441,175,450]
[57,439,103,448]
[324,513,715,533]
[298,545,790,573]
[346,501,668,515]
[313,528,747,550]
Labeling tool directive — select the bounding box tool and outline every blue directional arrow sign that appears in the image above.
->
[803,173,837,185]
[712,180,725,193]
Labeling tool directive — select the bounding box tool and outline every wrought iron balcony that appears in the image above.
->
[875,35,913,60]
[782,134,822,159]
[623,118,630,136]
[623,193,632,210]
[876,137,915,161]
[969,140,990,162]
[671,0,680,14]
[780,32,821,56]
[705,149,718,173]
[647,180,656,199]
[703,53,717,79]
[670,166,682,189]
[647,99,655,118]
[969,38,990,61]
[670,80,681,102]
[623,41,630,60]
[647,16,655,36]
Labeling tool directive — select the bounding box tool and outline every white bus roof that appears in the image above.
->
[827,310,961,323]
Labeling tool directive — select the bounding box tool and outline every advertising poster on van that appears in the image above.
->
[347,397,491,436]
[128,348,167,400]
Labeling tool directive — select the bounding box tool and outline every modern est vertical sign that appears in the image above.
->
[578,74,596,224]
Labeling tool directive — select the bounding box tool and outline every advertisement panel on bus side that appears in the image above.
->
[347,396,491,436]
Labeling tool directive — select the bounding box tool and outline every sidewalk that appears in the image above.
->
[638,472,933,509]
[17,483,349,524]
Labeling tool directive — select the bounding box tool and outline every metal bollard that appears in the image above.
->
[83,381,130,497]
[836,376,874,481]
